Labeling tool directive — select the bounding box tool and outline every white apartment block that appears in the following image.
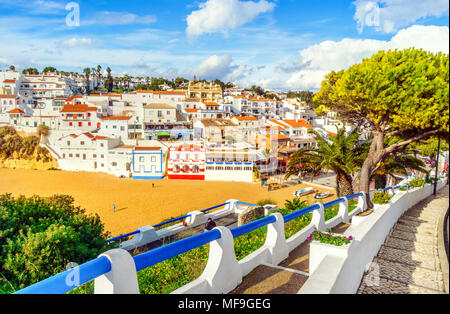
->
[122,90,186,107]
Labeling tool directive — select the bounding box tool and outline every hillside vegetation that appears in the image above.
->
[0,126,57,170]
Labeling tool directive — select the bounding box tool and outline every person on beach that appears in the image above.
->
[113,204,116,213]
[204,218,216,232]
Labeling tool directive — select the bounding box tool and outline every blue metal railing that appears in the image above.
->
[323,198,344,209]
[152,214,192,229]
[236,201,258,207]
[347,192,363,200]
[201,202,230,213]
[106,230,141,243]
[16,187,405,294]
[284,204,321,223]
[134,229,222,271]
[15,256,112,294]
[106,202,232,242]
[230,215,277,238]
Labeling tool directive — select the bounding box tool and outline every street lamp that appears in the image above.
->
[433,135,441,196]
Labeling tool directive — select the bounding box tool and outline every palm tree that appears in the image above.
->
[96,65,102,90]
[285,129,365,197]
[371,152,428,189]
[83,68,91,94]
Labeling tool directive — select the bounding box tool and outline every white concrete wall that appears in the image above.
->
[299,179,447,294]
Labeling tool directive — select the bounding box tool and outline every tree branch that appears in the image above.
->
[384,129,441,155]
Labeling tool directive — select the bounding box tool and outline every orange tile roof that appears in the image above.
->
[184,108,200,112]
[65,95,83,102]
[134,147,161,151]
[136,90,185,95]
[100,116,132,121]
[202,101,220,107]
[61,104,97,113]
[268,120,287,129]
[93,136,108,141]
[248,97,274,102]
[282,120,313,128]
[3,79,16,83]
[89,94,122,98]
[7,108,25,114]
[232,116,258,121]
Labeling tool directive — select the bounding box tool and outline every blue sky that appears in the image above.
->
[0,0,448,90]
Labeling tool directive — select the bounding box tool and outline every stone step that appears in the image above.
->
[397,218,431,228]
[358,277,445,294]
[390,229,435,245]
[394,223,435,235]
[378,245,438,271]
[402,214,439,224]
[373,257,444,291]
[384,237,435,256]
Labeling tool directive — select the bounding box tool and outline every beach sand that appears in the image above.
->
[0,168,335,236]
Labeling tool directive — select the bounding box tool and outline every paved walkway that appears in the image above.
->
[358,186,449,294]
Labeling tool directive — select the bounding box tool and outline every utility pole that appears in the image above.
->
[433,135,441,196]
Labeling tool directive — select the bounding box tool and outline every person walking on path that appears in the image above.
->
[113,204,116,213]
[204,218,216,232]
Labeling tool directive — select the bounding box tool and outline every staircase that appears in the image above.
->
[358,186,449,294]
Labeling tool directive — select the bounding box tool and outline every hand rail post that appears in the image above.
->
[94,249,139,294]
[311,203,325,231]
[357,193,367,213]
[185,210,206,228]
[225,199,240,213]
[265,213,289,265]
[338,197,349,223]
[199,226,242,294]
[119,226,158,251]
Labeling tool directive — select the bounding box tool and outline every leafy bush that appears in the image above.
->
[372,191,392,205]
[0,194,110,292]
[424,175,437,184]
[409,178,425,188]
[284,198,308,212]
[256,199,277,206]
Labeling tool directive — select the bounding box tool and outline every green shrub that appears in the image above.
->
[372,191,392,205]
[256,199,277,206]
[284,198,308,212]
[0,194,110,292]
[409,178,425,188]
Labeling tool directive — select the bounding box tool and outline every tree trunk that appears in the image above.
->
[336,172,354,197]
[359,131,385,209]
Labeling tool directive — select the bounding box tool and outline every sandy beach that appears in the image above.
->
[0,168,335,236]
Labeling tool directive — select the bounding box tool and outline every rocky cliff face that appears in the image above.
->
[0,126,59,170]
[0,158,58,170]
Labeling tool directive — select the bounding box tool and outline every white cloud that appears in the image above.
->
[285,25,449,90]
[193,54,234,80]
[192,54,260,82]
[86,11,157,26]
[353,0,449,33]
[186,0,275,37]
[61,38,93,47]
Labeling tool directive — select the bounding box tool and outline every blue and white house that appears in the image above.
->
[132,147,164,180]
